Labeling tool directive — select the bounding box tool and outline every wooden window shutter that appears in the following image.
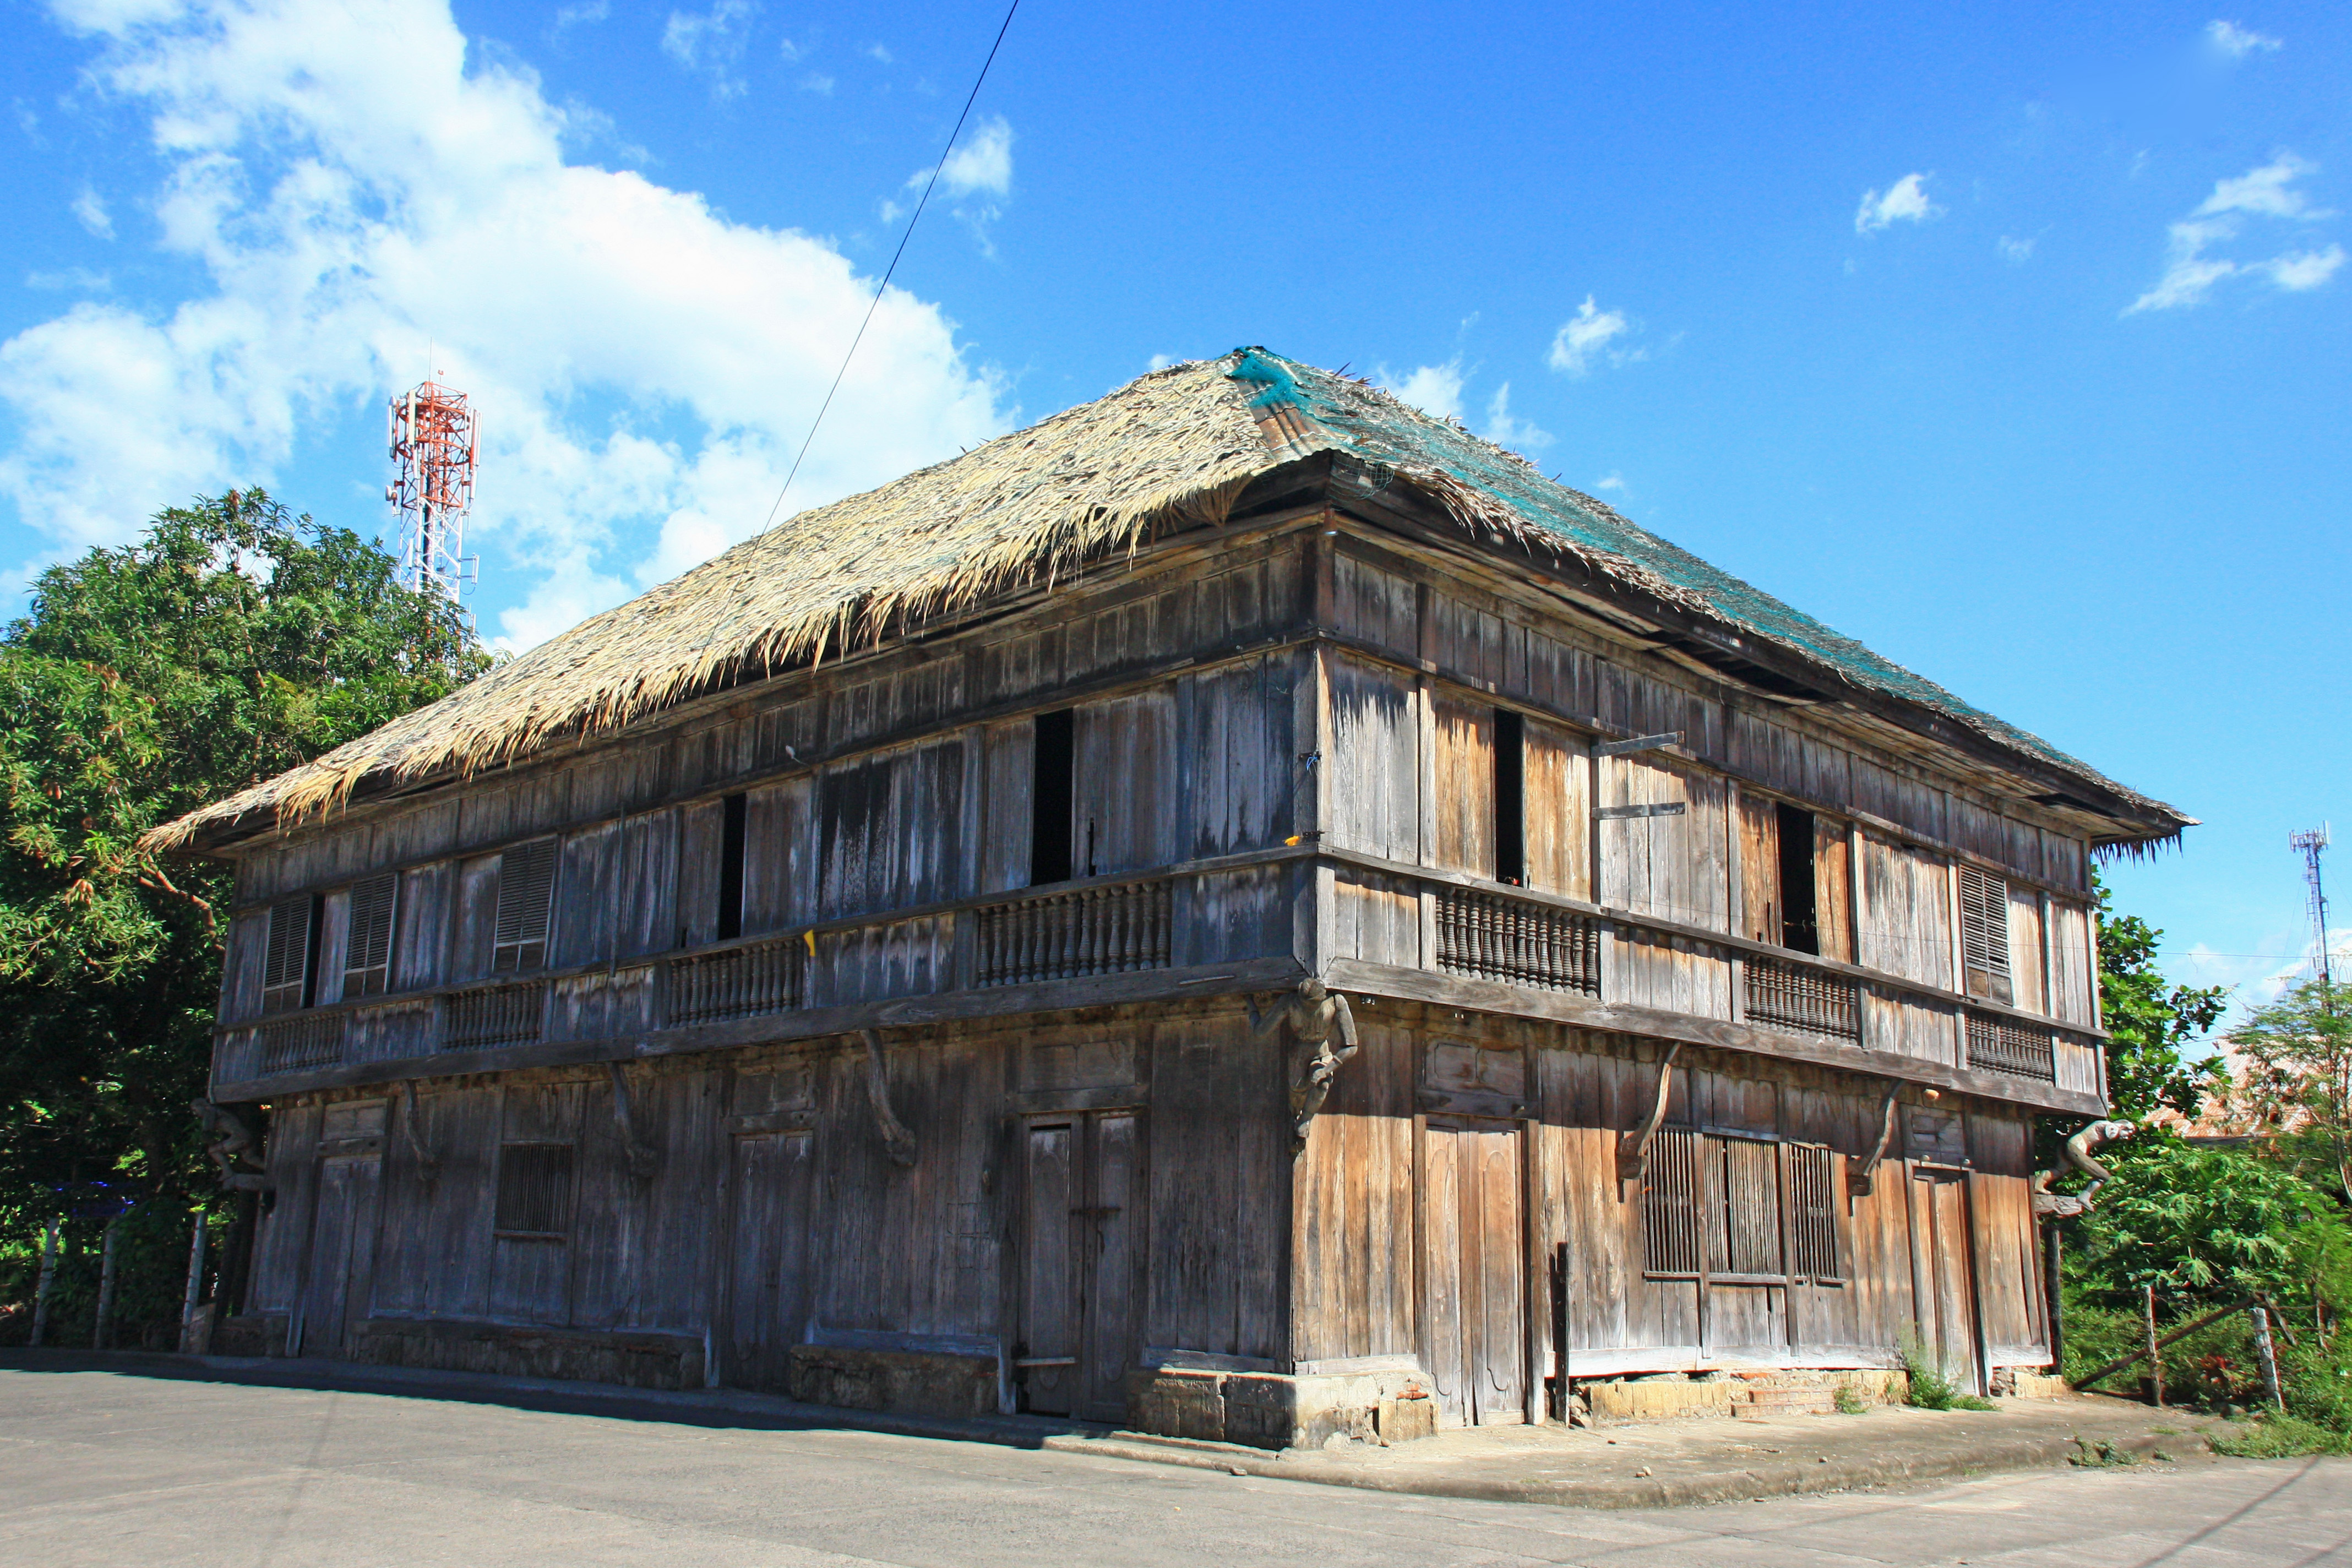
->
[260,896,314,1015]
[342,873,398,999]
[1718,1137,1785,1278]
[1787,1142,1841,1281]
[493,838,559,974]
[1957,865,2014,1004]
[493,1141,574,1237]
[1642,1128,1706,1275]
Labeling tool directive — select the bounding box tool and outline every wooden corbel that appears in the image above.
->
[860,1029,918,1168]
[190,1098,268,1193]
[2032,1118,2135,1218]
[606,1060,661,1179]
[400,1080,441,1183]
[1250,977,1360,1153]
[1614,1041,1682,1184]
[1848,1081,1902,1196]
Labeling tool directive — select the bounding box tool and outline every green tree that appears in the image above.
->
[2097,870,2228,1122]
[2226,978,2352,1206]
[2072,1139,2332,1306]
[0,491,483,1287]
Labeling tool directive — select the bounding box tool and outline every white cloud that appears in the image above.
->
[3,0,1009,647]
[661,0,757,97]
[1479,383,1551,451]
[70,186,113,238]
[1378,358,1464,422]
[2206,19,2282,58]
[549,0,606,31]
[25,266,111,290]
[1547,296,1638,376]
[925,114,1012,199]
[864,42,890,63]
[1146,353,1178,372]
[799,72,832,95]
[1854,172,1941,235]
[2127,153,2340,312]
[1997,235,2035,263]
[1594,472,1626,493]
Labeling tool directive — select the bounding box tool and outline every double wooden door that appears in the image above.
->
[1909,1166,1984,1396]
[725,1128,816,1392]
[1422,1120,1527,1427]
[1020,1111,1141,1422]
[298,1151,382,1357]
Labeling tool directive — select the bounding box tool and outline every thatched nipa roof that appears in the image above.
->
[149,349,2188,851]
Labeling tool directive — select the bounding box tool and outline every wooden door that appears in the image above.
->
[299,1152,382,1357]
[1422,1121,1526,1427]
[1910,1166,1983,1395]
[725,1128,815,1393]
[1020,1112,1142,1422]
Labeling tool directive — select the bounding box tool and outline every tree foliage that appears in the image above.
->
[2095,870,2228,1123]
[2072,1139,2328,1305]
[2224,978,2352,1206]
[0,491,484,1241]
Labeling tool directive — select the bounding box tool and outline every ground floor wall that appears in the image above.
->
[227,997,2052,1447]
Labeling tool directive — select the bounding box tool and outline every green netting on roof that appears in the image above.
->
[1226,347,2148,815]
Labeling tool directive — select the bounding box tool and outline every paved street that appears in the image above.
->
[2,1367,2348,1567]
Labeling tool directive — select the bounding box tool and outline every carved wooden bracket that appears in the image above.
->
[607,1060,662,1179]
[1614,1041,1682,1184]
[1848,1081,1902,1196]
[2032,1118,2135,1217]
[1255,977,1360,1154]
[191,1098,268,1193]
[860,1028,919,1168]
[400,1080,441,1183]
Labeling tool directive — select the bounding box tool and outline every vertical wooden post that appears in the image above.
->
[2250,1306,2284,1411]
[29,1219,59,1348]
[93,1213,123,1350]
[2143,1283,2163,1407]
[2043,1223,2065,1375]
[181,1210,209,1352]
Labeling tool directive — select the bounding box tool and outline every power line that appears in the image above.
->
[759,0,1022,535]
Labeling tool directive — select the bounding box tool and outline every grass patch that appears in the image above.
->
[1950,1394,1998,1411]
[2207,1414,2352,1458]
[1833,1385,1869,1415]
[1899,1332,1969,1410]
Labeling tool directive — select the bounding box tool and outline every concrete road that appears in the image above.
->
[2,1368,2347,1568]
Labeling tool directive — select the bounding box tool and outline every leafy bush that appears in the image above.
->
[1833,1385,1868,1415]
[1899,1332,1961,1409]
[2208,1413,2352,1458]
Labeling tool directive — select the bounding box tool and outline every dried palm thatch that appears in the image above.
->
[149,348,2187,852]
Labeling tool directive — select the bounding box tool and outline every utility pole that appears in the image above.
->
[386,377,480,613]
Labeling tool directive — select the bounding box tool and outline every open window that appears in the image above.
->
[1958,865,2015,1004]
[717,792,748,941]
[261,895,320,1015]
[341,873,398,999]
[1493,709,1526,885]
[492,837,559,974]
[1739,797,1852,960]
[1030,708,1075,885]
[1644,1130,1841,1284]
[493,1140,575,1239]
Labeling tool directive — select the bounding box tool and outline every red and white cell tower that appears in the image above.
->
[386,379,478,606]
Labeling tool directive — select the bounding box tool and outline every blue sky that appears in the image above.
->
[3,0,2346,1025]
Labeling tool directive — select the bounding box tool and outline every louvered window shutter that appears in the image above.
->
[493,839,559,973]
[342,873,399,998]
[260,897,313,1015]
[1719,1137,1785,1278]
[1958,865,2014,1004]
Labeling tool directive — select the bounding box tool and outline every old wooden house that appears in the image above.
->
[155,350,2187,1445]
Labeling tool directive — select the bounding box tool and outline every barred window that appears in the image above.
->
[1787,1142,1842,1281]
[342,873,398,998]
[493,839,559,974]
[261,896,318,1015]
[1958,865,2013,1005]
[1642,1128,1706,1275]
[494,1142,574,1237]
[1714,1136,1784,1280]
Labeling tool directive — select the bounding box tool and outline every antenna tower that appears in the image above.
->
[386,378,478,608]
[2294,825,2333,988]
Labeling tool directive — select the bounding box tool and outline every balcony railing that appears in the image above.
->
[1434,887,1599,995]
[975,879,1174,987]
[1743,955,1861,1044]
[671,936,804,1027]
[1965,1012,2056,1082]
[442,981,548,1053]
[258,1011,346,1075]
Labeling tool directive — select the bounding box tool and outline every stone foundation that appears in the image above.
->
[785,1344,998,1420]
[353,1319,704,1390]
[1127,1364,1438,1450]
[1585,1368,1911,1422]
